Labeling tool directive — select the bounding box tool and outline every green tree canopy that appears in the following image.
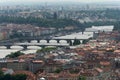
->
[79,76,86,80]
[0,69,4,76]
[0,70,27,80]
[36,47,57,53]
[5,51,24,58]
[13,74,27,80]
[73,39,81,46]
[0,16,80,28]
[54,68,62,73]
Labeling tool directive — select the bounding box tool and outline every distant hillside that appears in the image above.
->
[0,16,81,28]
[0,14,120,30]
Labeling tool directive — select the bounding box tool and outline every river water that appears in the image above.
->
[0,40,43,58]
[0,40,68,58]
[0,46,42,58]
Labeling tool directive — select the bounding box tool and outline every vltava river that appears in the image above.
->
[0,46,41,58]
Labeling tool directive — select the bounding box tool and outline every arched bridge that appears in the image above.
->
[0,42,69,50]
[0,32,93,49]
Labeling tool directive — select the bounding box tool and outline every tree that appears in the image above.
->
[13,74,27,80]
[67,40,73,46]
[36,47,57,53]
[83,40,88,44]
[0,16,81,28]
[6,51,24,58]
[0,70,3,76]
[78,76,86,80]
[10,30,23,39]
[3,74,13,80]
[54,68,62,73]
[0,70,27,80]
[69,69,79,74]
[73,39,81,46]
[0,69,4,79]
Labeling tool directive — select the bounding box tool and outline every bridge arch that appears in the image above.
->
[27,46,42,49]
[40,40,47,43]
[11,46,23,49]
[0,46,7,49]
[31,40,38,43]
[59,40,67,44]
[49,40,57,43]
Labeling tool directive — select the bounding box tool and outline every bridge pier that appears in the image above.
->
[46,40,49,43]
[56,40,60,43]
[66,39,84,45]
[66,40,73,46]
[6,45,11,49]
[21,45,27,50]
[37,40,40,43]
[66,40,71,43]
[27,40,31,43]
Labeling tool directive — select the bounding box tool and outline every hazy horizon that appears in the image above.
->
[0,0,120,6]
[0,0,120,2]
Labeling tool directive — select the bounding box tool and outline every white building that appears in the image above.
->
[53,32,94,40]
[85,25,114,32]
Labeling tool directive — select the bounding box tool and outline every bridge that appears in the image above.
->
[0,42,69,49]
[17,32,94,43]
[0,32,94,49]
[0,39,90,49]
